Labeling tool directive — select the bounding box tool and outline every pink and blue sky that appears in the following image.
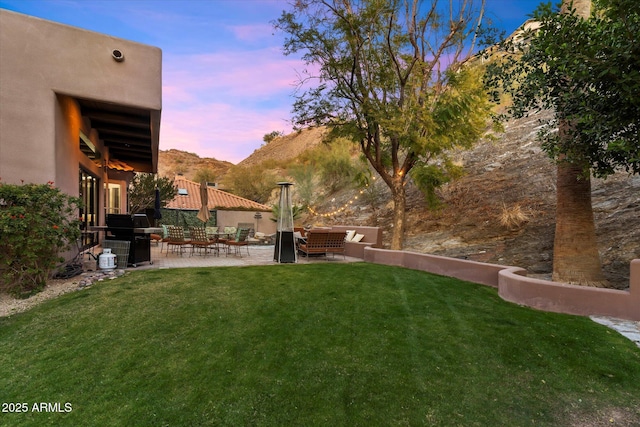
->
[0,0,544,164]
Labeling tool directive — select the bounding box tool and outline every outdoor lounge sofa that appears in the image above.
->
[329,226,383,258]
[298,230,347,258]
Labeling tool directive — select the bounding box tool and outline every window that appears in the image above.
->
[106,183,121,214]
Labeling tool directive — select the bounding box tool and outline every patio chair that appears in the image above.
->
[225,228,250,257]
[154,225,171,253]
[166,225,192,256]
[189,226,217,256]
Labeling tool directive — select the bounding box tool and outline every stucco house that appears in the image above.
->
[0,10,162,249]
[164,176,276,236]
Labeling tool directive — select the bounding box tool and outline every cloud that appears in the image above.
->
[228,23,276,43]
[160,47,306,163]
[160,101,293,164]
[164,48,302,100]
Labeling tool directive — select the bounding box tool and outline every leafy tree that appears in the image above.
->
[275,0,496,249]
[128,173,177,214]
[484,0,639,286]
[193,168,217,185]
[222,165,278,204]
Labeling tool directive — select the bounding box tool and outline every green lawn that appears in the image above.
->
[1,263,638,426]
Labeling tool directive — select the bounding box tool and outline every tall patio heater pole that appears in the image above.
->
[274,182,297,263]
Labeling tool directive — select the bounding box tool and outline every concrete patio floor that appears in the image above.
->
[130,242,362,270]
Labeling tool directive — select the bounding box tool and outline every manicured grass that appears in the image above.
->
[1,263,638,426]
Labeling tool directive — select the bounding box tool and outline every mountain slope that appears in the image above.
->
[157,149,233,181]
[237,127,327,168]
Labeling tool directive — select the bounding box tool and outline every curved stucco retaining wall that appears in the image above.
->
[362,247,640,321]
[330,226,383,259]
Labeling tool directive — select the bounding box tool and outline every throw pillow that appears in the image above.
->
[345,230,356,241]
[352,233,365,242]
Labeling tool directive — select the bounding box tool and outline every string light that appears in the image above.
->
[307,176,376,218]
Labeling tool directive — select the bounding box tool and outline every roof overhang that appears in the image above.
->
[77,98,160,173]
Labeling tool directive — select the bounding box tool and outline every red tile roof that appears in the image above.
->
[165,176,271,211]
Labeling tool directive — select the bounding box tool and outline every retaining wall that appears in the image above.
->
[362,247,640,321]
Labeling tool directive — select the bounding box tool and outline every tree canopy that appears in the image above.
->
[128,174,177,214]
[485,0,640,178]
[275,0,496,249]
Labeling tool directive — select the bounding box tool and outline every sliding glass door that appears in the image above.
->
[79,168,98,249]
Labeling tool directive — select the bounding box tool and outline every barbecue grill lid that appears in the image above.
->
[133,214,150,228]
[106,214,134,228]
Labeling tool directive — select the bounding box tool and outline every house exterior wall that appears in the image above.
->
[217,210,276,235]
[0,9,161,200]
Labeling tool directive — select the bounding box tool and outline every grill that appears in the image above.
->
[105,214,156,267]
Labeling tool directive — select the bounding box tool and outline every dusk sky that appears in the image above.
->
[1,0,544,164]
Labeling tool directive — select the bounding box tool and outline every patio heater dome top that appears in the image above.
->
[277,181,293,186]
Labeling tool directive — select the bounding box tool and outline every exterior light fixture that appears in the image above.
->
[112,49,125,62]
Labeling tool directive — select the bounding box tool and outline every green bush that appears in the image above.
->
[0,181,81,297]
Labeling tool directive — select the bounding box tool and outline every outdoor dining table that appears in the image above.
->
[209,231,233,240]
[209,232,233,255]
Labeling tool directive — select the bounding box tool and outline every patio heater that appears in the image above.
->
[274,182,297,263]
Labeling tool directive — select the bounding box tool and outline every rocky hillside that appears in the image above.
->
[237,127,328,168]
[398,111,640,289]
[157,149,233,181]
[158,127,327,181]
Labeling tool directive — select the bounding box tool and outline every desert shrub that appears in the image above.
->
[354,169,387,223]
[288,164,316,207]
[263,130,283,144]
[318,150,357,192]
[298,139,360,193]
[499,203,530,230]
[0,181,81,296]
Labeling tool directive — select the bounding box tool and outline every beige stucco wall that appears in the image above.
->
[217,210,277,235]
[0,9,161,198]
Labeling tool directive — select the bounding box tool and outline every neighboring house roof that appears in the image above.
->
[166,176,271,211]
[107,159,135,172]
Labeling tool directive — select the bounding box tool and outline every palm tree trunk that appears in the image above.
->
[552,151,606,286]
[551,0,606,286]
